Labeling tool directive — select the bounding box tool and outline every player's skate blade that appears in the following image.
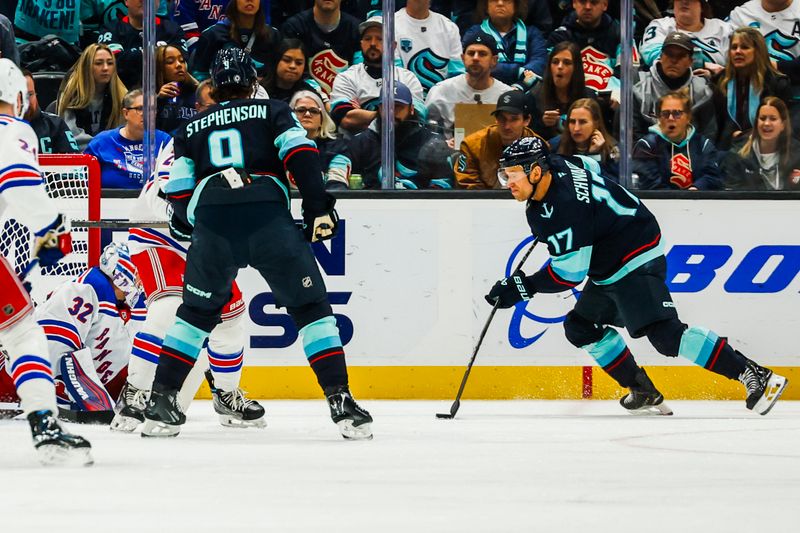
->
[212,386,266,429]
[326,386,373,440]
[620,368,673,416]
[141,387,185,438]
[739,361,788,415]
[110,382,147,432]
[28,410,93,466]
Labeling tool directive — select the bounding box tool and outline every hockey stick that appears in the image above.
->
[436,238,538,420]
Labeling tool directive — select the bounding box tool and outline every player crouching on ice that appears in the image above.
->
[140,48,372,439]
[485,137,788,415]
[0,58,91,465]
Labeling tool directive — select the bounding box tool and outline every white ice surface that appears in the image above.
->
[2,400,799,533]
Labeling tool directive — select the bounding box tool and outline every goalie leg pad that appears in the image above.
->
[0,256,34,332]
[58,348,114,412]
[0,314,56,415]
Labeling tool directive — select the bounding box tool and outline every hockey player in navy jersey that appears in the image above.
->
[142,48,372,439]
[486,136,788,415]
[0,58,92,465]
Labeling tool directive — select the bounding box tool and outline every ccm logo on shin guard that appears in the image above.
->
[662,301,676,308]
[186,284,212,298]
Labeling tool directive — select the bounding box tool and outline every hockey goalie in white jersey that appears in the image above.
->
[111,138,265,432]
[0,58,91,465]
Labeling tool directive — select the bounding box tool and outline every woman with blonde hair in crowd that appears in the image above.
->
[714,27,792,150]
[57,43,127,150]
[722,96,800,191]
[556,98,620,182]
[289,90,351,190]
[155,44,200,134]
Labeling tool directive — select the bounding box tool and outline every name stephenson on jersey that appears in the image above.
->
[525,156,663,289]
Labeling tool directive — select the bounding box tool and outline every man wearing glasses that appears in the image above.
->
[486,135,787,416]
[632,31,718,140]
[84,89,171,189]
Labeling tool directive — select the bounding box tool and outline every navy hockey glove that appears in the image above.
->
[302,194,339,243]
[166,202,193,241]
[35,214,72,268]
[485,270,534,308]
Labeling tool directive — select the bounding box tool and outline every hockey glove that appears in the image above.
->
[302,194,339,243]
[34,214,72,268]
[485,270,534,309]
[166,201,193,241]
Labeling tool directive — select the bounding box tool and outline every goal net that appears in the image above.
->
[0,154,101,303]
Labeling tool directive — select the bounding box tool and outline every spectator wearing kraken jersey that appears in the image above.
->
[97,0,188,89]
[547,0,627,97]
[13,0,81,45]
[81,0,170,46]
[632,32,719,141]
[22,71,79,154]
[280,0,362,96]
[462,0,547,88]
[425,32,513,139]
[191,0,281,81]
[640,0,733,76]
[394,0,464,95]
[173,0,230,52]
[632,91,723,190]
[330,16,424,135]
[728,0,800,83]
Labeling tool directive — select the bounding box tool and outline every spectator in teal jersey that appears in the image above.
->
[14,0,82,45]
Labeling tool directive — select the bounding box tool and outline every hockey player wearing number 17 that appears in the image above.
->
[141,48,372,439]
[486,137,788,415]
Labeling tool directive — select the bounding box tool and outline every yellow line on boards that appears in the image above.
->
[195,366,799,401]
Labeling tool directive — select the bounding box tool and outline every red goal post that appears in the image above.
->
[0,154,101,301]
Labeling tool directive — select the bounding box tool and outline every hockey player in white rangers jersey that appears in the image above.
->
[27,243,147,421]
[728,0,800,74]
[110,138,265,432]
[0,58,92,466]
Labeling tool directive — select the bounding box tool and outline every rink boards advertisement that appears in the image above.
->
[98,198,799,399]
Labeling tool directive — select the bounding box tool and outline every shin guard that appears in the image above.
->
[299,316,348,391]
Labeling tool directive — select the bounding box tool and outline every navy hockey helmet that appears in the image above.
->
[211,47,257,90]
[499,136,550,173]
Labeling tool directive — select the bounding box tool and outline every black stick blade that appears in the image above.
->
[435,412,455,419]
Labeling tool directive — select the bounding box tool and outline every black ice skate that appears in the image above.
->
[620,368,673,416]
[141,386,185,438]
[206,370,266,428]
[28,410,93,466]
[109,381,149,432]
[325,385,373,440]
[738,360,788,415]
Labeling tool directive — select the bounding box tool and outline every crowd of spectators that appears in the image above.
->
[1,0,799,190]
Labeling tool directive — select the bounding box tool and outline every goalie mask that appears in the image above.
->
[99,243,141,306]
[0,58,29,118]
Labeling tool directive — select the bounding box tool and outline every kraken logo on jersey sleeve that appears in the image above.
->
[407,50,448,91]
[581,47,613,92]
[763,30,800,62]
[400,38,413,53]
[310,50,349,95]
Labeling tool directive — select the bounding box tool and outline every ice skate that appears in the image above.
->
[620,368,673,416]
[28,410,93,466]
[325,385,373,440]
[109,381,149,432]
[141,386,185,438]
[739,360,788,415]
[206,371,266,428]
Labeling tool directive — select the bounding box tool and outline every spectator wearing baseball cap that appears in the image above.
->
[348,81,456,190]
[425,30,514,140]
[329,15,425,135]
[454,89,545,189]
[632,30,719,141]
[461,0,547,89]
[639,0,733,75]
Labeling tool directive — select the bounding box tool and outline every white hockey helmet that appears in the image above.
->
[99,242,142,306]
[0,58,29,118]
